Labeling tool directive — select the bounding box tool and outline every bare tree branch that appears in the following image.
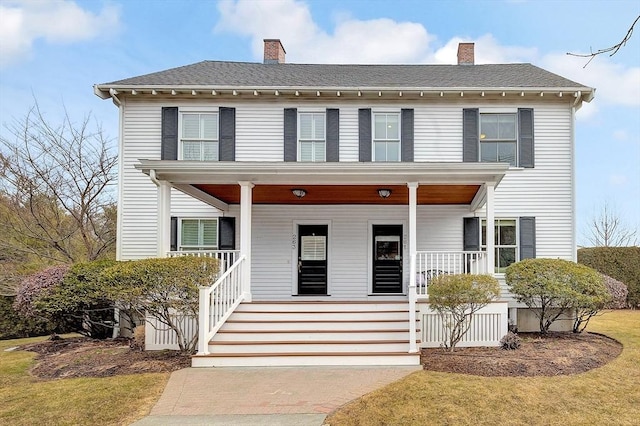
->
[0,102,117,268]
[567,14,640,67]
[586,202,638,247]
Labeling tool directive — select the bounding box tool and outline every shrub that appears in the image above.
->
[35,260,117,339]
[500,332,521,350]
[428,274,500,352]
[602,274,628,309]
[100,256,219,352]
[13,265,77,335]
[578,247,640,308]
[505,258,608,334]
[571,269,610,333]
[0,295,49,339]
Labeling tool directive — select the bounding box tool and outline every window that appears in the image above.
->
[181,113,218,161]
[180,219,217,250]
[373,113,400,162]
[480,113,517,166]
[298,113,325,162]
[482,219,517,273]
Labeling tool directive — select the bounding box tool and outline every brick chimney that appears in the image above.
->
[264,39,286,64]
[457,42,474,65]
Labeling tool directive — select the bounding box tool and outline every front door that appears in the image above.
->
[298,225,328,295]
[372,225,403,293]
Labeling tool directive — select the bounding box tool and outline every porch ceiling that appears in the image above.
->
[192,184,481,205]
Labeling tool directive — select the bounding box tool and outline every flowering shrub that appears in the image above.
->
[602,274,628,309]
[14,265,69,317]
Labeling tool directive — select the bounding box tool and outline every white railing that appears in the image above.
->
[168,250,240,275]
[419,302,508,348]
[145,314,197,351]
[415,251,488,297]
[197,255,246,355]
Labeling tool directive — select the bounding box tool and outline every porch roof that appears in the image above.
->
[136,160,509,208]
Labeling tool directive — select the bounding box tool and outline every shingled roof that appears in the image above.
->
[101,61,589,89]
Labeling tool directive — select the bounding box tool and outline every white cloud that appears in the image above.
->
[541,53,640,107]
[609,174,628,186]
[613,129,629,141]
[216,0,433,64]
[0,0,121,68]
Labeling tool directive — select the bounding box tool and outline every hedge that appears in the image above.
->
[578,247,640,308]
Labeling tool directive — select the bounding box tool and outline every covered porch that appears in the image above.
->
[137,161,509,360]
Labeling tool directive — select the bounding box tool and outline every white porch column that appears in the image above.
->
[407,182,419,353]
[485,183,495,275]
[239,181,254,302]
[157,180,172,258]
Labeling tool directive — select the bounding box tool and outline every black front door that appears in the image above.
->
[372,225,403,294]
[298,225,328,295]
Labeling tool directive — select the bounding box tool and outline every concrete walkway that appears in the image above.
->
[132,365,421,425]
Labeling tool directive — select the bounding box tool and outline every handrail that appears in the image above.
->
[168,250,240,274]
[197,255,246,355]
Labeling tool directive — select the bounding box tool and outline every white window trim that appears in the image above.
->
[481,217,519,274]
[372,111,401,162]
[178,111,219,161]
[479,112,519,167]
[178,218,219,251]
[297,111,326,162]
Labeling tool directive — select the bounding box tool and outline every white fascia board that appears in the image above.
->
[94,84,595,102]
[135,161,509,187]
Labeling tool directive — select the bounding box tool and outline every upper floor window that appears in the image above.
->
[479,114,517,166]
[298,113,326,162]
[373,113,400,162]
[180,218,217,250]
[481,218,517,273]
[181,113,218,161]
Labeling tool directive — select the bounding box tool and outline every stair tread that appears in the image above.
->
[210,339,418,345]
[218,329,417,333]
[226,319,419,323]
[195,351,420,358]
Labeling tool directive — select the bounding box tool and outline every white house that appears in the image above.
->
[94,41,594,367]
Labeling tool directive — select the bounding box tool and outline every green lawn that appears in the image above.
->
[0,335,169,426]
[327,310,640,425]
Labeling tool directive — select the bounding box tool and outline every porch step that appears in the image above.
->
[192,352,420,367]
[199,301,421,367]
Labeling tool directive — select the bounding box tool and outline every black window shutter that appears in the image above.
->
[326,108,339,162]
[161,107,178,160]
[358,108,372,162]
[463,217,480,251]
[284,108,297,162]
[218,217,236,250]
[170,216,178,251]
[519,217,536,259]
[401,109,414,162]
[462,108,479,163]
[219,107,235,161]
[518,108,534,168]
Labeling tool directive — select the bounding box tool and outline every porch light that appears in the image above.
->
[377,189,392,199]
[292,189,306,198]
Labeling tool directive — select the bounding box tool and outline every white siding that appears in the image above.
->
[119,100,220,260]
[414,106,462,162]
[250,204,466,301]
[339,107,359,161]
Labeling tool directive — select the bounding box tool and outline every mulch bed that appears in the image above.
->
[20,337,191,379]
[421,331,622,377]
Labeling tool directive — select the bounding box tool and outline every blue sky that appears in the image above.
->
[1,0,639,245]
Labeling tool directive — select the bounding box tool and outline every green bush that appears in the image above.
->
[0,295,49,339]
[428,274,500,352]
[578,247,640,308]
[505,258,608,334]
[35,260,117,339]
[100,256,219,352]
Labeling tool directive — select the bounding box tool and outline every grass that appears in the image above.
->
[0,335,169,426]
[327,310,640,426]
